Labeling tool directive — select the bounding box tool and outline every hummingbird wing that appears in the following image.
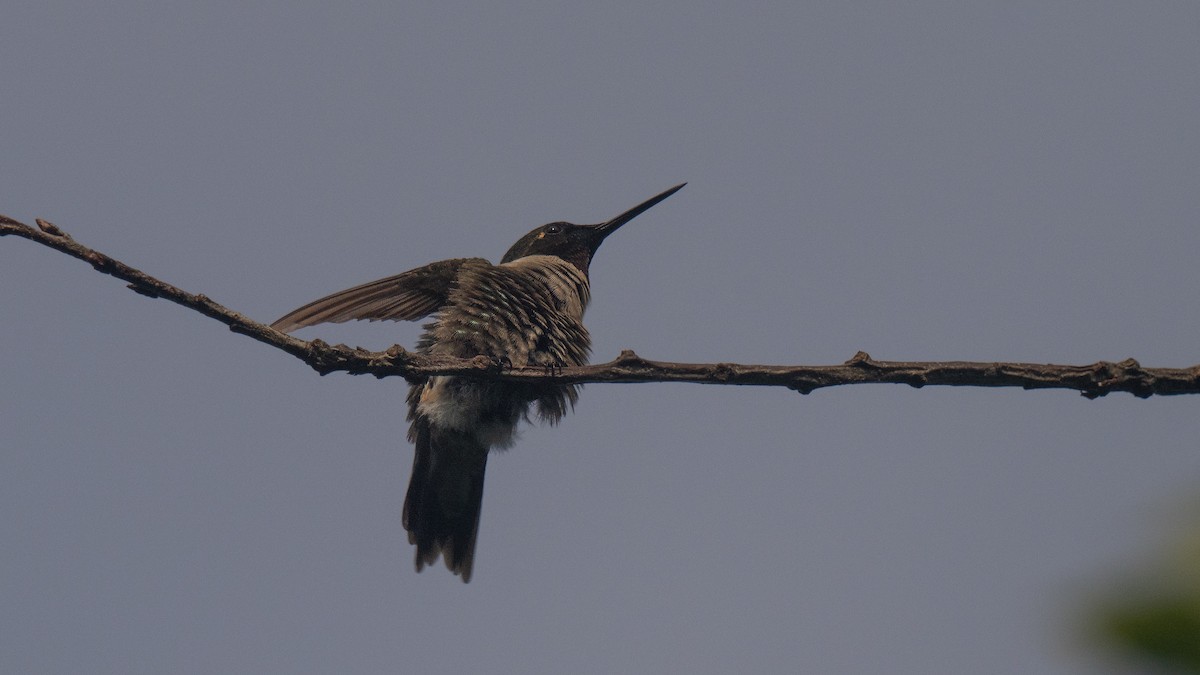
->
[270,257,487,332]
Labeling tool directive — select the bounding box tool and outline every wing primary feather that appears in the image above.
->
[270,257,484,332]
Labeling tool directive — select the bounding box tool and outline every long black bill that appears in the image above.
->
[593,183,686,239]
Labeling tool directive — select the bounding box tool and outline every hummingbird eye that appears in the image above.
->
[544,223,564,235]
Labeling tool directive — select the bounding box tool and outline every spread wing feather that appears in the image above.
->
[270,257,486,332]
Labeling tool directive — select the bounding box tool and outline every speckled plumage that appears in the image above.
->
[271,184,684,582]
[402,257,592,580]
[413,256,591,429]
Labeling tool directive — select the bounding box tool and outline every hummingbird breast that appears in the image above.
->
[408,256,593,446]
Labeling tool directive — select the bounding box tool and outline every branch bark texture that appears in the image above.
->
[5,214,1198,399]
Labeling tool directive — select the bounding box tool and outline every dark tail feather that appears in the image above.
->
[402,416,489,583]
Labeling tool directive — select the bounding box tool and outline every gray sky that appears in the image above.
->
[3,2,1199,673]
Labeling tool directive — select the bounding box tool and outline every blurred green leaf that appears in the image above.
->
[1087,504,1200,672]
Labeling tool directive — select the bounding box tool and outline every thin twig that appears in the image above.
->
[4,214,1198,398]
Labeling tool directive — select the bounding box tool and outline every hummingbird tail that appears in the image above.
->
[402,416,489,583]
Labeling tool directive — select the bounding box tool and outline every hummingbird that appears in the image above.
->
[271,184,685,582]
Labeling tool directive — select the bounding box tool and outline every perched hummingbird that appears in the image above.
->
[271,184,685,582]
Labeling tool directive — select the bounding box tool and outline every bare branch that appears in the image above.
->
[5,214,1199,399]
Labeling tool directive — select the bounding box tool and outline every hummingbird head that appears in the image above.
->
[500,183,685,273]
